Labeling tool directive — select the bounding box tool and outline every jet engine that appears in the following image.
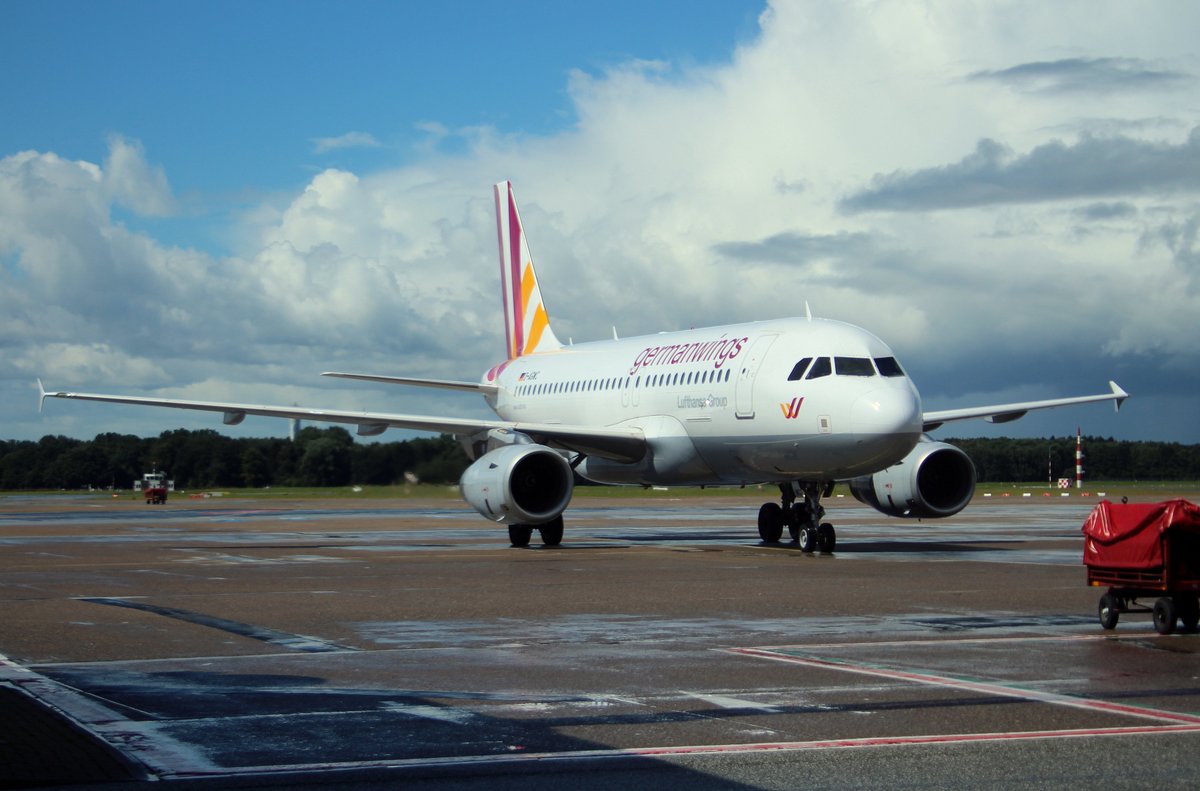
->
[849,437,976,518]
[459,444,574,525]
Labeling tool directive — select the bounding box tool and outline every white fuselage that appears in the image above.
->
[484,317,924,486]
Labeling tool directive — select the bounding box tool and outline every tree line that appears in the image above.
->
[0,428,470,490]
[946,436,1200,483]
[0,431,1196,491]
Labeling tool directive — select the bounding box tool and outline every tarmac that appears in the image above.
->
[1,490,1198,789]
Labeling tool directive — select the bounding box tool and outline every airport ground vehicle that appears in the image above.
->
[139,470,169,504]
[1083,499,1200,634]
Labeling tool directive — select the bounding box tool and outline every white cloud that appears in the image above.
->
[11,0,1200,442]
[311,131,382,154]
[102,135,176,216]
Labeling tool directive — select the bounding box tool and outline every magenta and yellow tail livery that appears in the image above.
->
[494,180,562,360]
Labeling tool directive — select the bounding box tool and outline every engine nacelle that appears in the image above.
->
[459,444,574,525]
[849,438,976,519]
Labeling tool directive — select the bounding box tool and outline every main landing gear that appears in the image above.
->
[757,482,836,553]
[508,515,564,548]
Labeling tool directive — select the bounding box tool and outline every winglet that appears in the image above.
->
[37,379,47,413]
[1109,381,1129,412]
[494,181,563,360]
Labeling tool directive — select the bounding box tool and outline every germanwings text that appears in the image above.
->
[629,334,749,377]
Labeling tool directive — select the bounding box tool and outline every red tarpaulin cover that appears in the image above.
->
[1082,499,1200,570]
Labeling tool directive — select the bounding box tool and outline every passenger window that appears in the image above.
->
[875,357,905,377]
[787,358,813,381]
[834,357,875,376]
[805,357,832,379]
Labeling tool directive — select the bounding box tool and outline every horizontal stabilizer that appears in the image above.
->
[322,372,499,395]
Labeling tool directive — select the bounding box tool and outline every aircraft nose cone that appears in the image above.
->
[851,386,922,436]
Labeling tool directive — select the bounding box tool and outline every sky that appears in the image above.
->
[3,0,1198,446]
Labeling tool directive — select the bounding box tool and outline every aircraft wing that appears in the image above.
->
[37,382,645,462]
[322,371,499,395]
[922,381,1129,432]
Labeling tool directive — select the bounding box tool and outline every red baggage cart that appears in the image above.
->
[1082,499,1200,634]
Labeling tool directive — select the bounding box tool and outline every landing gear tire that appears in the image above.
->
[789,503,807,542]
[1098,593,1120,630]
[817,523,836,553]
[1152,597,1177,635]
[538,516,564,547]
[508,524,533,548]
[771,481,833,551]
[798,526,819,553]
[758,503,784,543]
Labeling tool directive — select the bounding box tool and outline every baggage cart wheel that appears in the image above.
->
[1152,597,1177,635]
[1098,593,1120,630]
[1177,595,1200,632]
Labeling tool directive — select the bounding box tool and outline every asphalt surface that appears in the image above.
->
[1,490,1198,789]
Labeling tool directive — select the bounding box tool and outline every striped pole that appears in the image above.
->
[1075,427,1083,489]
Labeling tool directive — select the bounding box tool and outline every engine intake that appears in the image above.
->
[459,444,574,525]
[849,438,976,518]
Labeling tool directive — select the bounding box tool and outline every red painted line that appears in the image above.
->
[624,724,1200,755]
[727,647,1200,726]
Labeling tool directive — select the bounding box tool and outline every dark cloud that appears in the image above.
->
[712,230,874,265]
[1141,212,1200,288]
[772,175,808,194]
[1074,202,1137,221]
[968,57,1192,94]
[841,128,1200,213]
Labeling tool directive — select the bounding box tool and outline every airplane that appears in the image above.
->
[40,181,1129,550]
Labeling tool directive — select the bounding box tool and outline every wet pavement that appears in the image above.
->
[0,493,1197,789]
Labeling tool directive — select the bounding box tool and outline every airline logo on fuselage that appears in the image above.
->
[678,394,729,410]
[780,397,804,419]
[628,334,749,377]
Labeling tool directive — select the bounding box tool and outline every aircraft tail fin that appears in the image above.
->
[494,181,563,360]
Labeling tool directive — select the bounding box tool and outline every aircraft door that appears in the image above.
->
[735,334,777,419]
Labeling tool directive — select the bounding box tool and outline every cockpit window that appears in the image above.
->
[787,357,813,381]
[874,356,905,377]
[834,357,875,376]
[805,357,832,379]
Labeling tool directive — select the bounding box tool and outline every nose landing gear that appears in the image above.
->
[757,481,836,552]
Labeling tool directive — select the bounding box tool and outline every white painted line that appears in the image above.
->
[753,633,1108,652]
[380,702,478,724]
[680,691,780,713]
[727,647,1200,726]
